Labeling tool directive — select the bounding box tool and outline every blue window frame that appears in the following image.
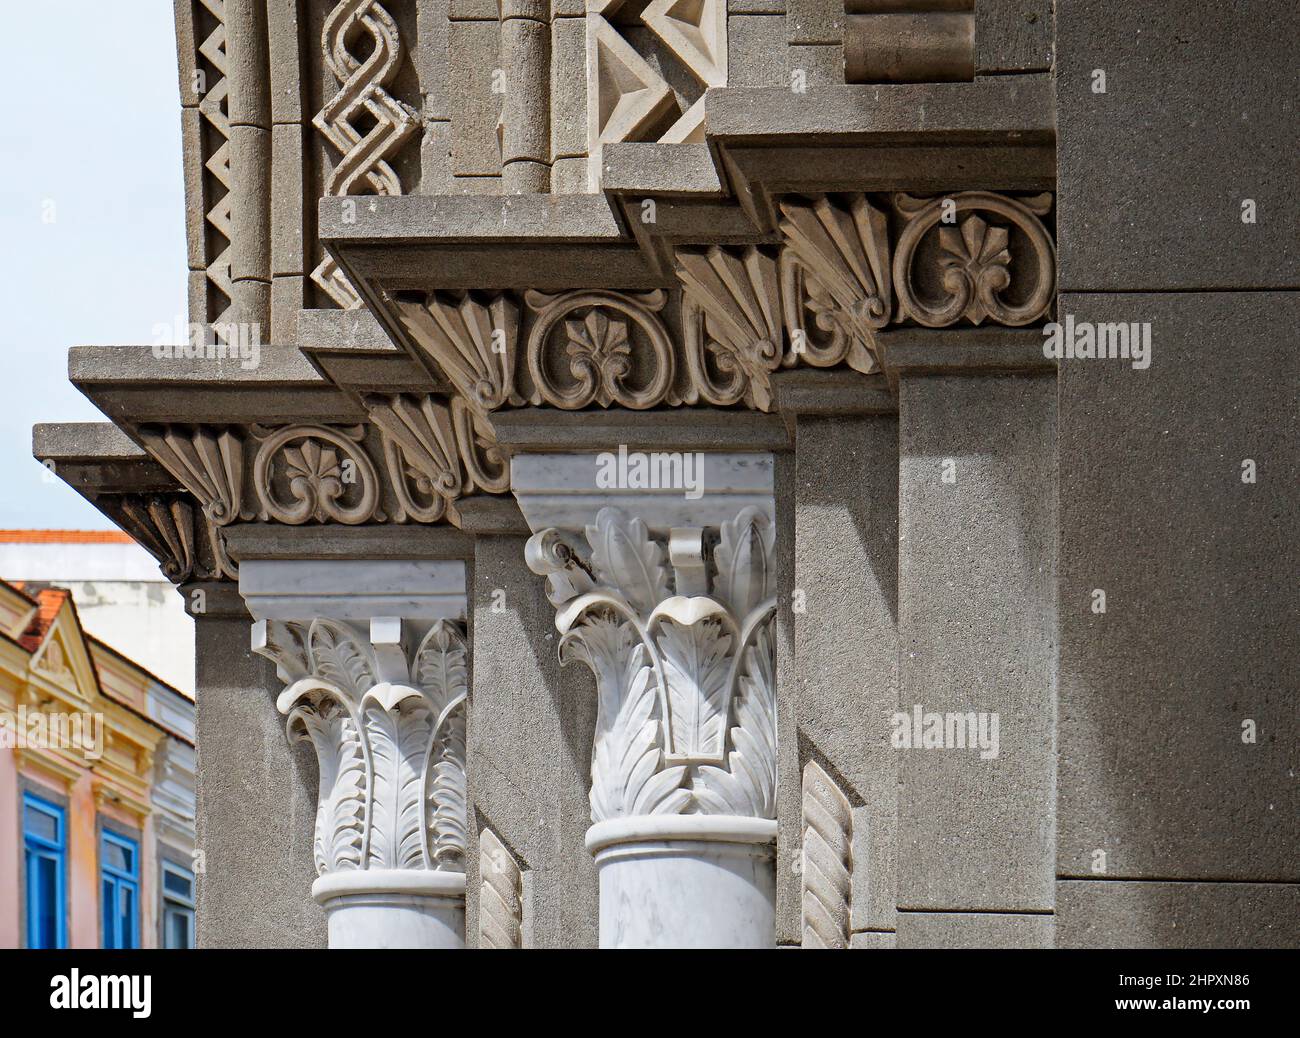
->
[100,829,139,949]
[161,861,195,949]
[23,793,66,949]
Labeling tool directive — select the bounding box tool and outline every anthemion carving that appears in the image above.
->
[312,0,419,308]
[526,506,777,822]
[252,424,382,525]
[367,394,510,525]
[387,192,1056,421]
[892,191,1056,327]
[478,827,524,949]
[136,425,247,578]
[800,760,853,949]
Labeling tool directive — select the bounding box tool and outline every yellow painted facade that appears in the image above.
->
[0,579,192,948]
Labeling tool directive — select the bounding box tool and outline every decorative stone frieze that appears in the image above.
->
[312,0,419,308]
[388,192,1056,417]
[244,558,472,948]
[133,406,508,538]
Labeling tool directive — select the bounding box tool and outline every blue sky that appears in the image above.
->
[0,4,185,529]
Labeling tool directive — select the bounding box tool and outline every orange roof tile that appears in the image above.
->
[0,529,134,544]
[19,587,70,653]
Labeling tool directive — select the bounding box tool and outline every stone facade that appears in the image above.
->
[33,0,1298,947]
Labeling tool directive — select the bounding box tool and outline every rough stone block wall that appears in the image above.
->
[1053,0,1299,947]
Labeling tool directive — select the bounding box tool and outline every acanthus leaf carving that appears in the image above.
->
[262,618,470,879]
[528,506,778,824]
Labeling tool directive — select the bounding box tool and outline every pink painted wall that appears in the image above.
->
[0,748,17,947]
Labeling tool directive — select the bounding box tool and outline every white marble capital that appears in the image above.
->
[242,558,469,949]
[517,454,780,947]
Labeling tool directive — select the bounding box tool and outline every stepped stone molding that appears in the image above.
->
[586,0,728,189]
[388,192,1056,416]
[256,617,469,878]
[800,760,853,949]
[526,506,778,823]
[478,827,524,949]
[312,0,419,308]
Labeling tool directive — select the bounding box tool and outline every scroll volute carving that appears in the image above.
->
[527,507,778,823]
[251,424,381,525]
[891,191,1056,328]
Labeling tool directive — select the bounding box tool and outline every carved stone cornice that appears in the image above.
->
[254,617,468,879]
[525,506,778,824]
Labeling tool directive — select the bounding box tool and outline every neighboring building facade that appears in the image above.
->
[0,531,195,695]
[0,579,196,948]
[32,2,1298,948]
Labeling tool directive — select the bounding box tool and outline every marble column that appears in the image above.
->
[240,559,470,949]
[514,451,780,948]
